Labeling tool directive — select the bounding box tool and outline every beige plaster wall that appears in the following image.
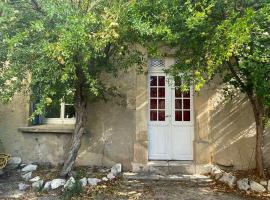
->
[0,65,269,171]
[77,69,137,170]
[0,95,68,165]
[194,82,258,170]
[0,94,29,157]
[0,68,137,170]
[132,69,149,171]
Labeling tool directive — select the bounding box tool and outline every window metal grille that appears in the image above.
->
[149,59,165,68]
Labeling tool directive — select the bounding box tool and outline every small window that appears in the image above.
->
[43,102,75,124]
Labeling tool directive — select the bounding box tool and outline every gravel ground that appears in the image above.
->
[77,179,253,200]
[0,169,262,200]
[0,178,253,200]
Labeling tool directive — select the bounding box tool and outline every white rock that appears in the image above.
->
[237,178,250,191]
[29,176,40,182]
[21,172,32,181]
[21,164,38,172]
[51,179,66,190]
[111,163,121,176]
[7,157,22,169]
[211,165,223,176]
[100,168,110,173]
[80,178,87,187]
[219,173,236,188]
[214,173,223,180]
[32,180,44,191]
[107,173,115,180]
[19,163,27,168]
[18,183,30,191]
[190,174,210,179]
[43,181,51,191]
[211,165,223,180]
[102,177,108,181]
[268,180,270,191]
[200,164,214,175]
[87,178,101,186]
[64,177,76,190]
[260,181,267,186]
[250,181,266,193]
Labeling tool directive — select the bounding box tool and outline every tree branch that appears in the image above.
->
[104,43,113,58]
[226,56,249,94]
[30,0,42,12]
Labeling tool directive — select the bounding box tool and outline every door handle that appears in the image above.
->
[165,115,171,117]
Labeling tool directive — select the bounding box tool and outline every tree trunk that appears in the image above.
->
[248,94,266,178]
[60,69,87,177]
[226,58,266,178]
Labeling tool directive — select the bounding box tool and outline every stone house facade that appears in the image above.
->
[0,56,270,172]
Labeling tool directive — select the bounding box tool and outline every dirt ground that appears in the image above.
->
[75,179,253,200]
[0,167,268,200]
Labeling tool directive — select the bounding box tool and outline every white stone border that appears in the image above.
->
[210,165,268,194]
[18,163,122,192]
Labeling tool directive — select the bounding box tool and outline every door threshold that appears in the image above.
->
[148,160,194,167]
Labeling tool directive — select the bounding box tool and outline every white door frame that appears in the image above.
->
[147,58,194,161]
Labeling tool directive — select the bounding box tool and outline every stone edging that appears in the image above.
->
[210,165,269,194]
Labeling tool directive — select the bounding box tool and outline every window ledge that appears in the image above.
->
[19,125,75,134]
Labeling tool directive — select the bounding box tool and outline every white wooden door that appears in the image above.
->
[148,59,194,160]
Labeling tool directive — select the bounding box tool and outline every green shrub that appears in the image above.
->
[61,179,83,200]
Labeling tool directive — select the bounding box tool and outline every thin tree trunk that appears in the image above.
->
[226,58,266,177]
[248,95,266,178]
[60,67,87,177]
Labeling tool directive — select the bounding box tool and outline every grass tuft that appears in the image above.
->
[61,179,83,200]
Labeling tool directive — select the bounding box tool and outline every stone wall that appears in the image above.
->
[194,82,257,170]
[78,68,137,169]
[0,94,29,156]
[0,62,269,171]
[0,68,137,170]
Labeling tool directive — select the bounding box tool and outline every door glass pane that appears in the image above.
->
[150,110,157,121]
[158,88,165,97]
[158,76,165,86]
[149,75,167,122]
[158,99,165,109]
[150,76,157,86]
[183,90,190,98]
[158,111,165,121]
[183,111,190,121]
[175,111,182,121]
[183,99,190,109]
[175,99,182,109]
[150,88,157,97]
[150,99,157,109]
[174,77,181,87]
[175,88,182,98]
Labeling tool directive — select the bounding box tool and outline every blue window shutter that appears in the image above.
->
[31,101,42,125]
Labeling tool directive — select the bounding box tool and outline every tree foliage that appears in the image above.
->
[128,0,270,113]
[0,0,142,116]
[0,0,144,176]
[127,0,270,176]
